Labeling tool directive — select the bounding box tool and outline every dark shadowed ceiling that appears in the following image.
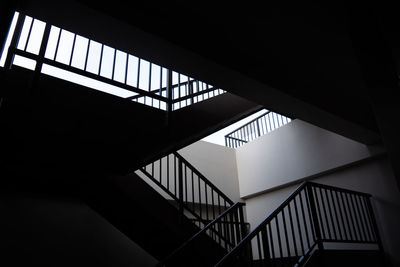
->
[73,0,399,145]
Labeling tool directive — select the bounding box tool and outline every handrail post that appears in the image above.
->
[306,184,324,251]
[178,157,184,223]
[166,69,173,125]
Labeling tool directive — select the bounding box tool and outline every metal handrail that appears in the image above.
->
[157,202,247,266]
[2,11,226,112]
[216,181,383,266]
[224,110,292,148]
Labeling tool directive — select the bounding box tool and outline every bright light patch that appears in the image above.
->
[25,19,46,55]
[41,63,137,98]
[13,54,37,70]
[17,16,33,50]
[0,11,19,67]
[55,29,74,65]
[99,45,115,79]
[44,26,60,60]
[86,40,102,74]
[70,35,89,70]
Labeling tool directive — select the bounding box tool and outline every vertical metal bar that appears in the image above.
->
[288,202,298,257]
[344,193,357,240]
[54,28,62,62]
[191,170,195,211]
[294,197,305,254]
[275,217,284,259]
[98,44,104,75]
[354,195,367,241]
[4,13,25,69]
[314,187,326,239]
[136,58,141,88]
[166,155,170,190]
[324,188,337,240]
[184,165,188,205]
[256,234,263,263]
[261,227,271,266]
[299,190,311,248]
[68,33,77,66]
[281,208,291,259]
[198,177,202,220]
[124,52,129,85]
[166,69,173,116]
[84,38,90,71]
[336,190,348,240]
[34,22,51,72]
[365,197,384,252]
[306,185,324,250]
[178,158,184,220]
[23,17,34,51]
[349,193,362,241]
[359,196,373,241]
[256,119,261,137]
[205,183,209,221]
[159,158,162,184]
[329,189,342,240]
[319,188,332,240]
[340,191,353,240]
[111,48,116,80]
[268,223,276,267]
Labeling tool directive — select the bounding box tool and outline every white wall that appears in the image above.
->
[235,120,385,198]
[244,158,400,266]
[179,141,241,203]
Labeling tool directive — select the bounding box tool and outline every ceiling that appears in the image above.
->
[5,0,399,145]
[72,0,399,145]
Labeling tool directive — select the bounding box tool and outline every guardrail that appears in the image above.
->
[224,111,292,148]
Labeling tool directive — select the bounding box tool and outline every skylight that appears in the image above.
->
[0,11,226,111]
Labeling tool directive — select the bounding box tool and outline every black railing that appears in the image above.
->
[225,111,292,148]
[1,11,225,111]
[158,202,247,267]
[216,181,383,267]
[137,152,234,229]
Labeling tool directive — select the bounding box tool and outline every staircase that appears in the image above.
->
[215,181,384,267]
[1,10,387,267]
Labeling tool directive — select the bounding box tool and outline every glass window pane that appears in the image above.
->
[138,59,150,91]
[17,16,33,50]
[55,29,75,65]
[150,63,161,91]
[126,54,138,87]
[86,40,102,74]
[25,19,46,55]
[44,26,60,60]
[71,35,89,70]
[99,45,115,79]
[113,50,127,83]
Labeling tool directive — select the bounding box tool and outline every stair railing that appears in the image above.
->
[224,111,292,148]
[157,202,247,266]
[215,181,383,267]
[137,152,234,229]
[1,11,225,112]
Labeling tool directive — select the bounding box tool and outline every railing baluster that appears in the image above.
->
[344,192,357,241]
[281,208,291,260]
[354,194,367,242]
[349,193,362,241]
[329,189,342,240]
[306,185,324,250]
[293,196,305,254]
[336,190,348,240]
[359,196,373,241]
[319,187,332,240]
[299,190,311,248]
[288,201,298,258]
